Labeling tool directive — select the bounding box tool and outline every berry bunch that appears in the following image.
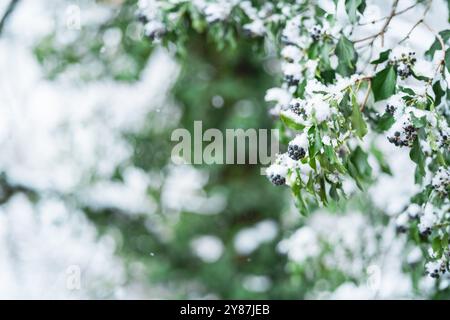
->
[432,167,450,196]
[438,129,449,148]
[387,122,417,147]
[267,164,287,186]
[391,52,416,79]
[289,99,308,120]
[385,104,396,115]
[309,25,323,41]
[285,75,300,87]
[270,174,286,186]
[426,259,448,279]
[395,212,409,233]
[288,144,306,160]
[287,134,309,161]
[144,21,166,41]
[420,227,432,237]
[283,63,302,87]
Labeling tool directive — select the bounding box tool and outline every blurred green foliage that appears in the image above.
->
[24,0,450,299]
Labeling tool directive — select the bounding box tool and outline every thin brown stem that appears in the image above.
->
[380,0,399,46]
[0,0,20,36]
[353,0,399,45]
[422,21,446,77]
[357,2,419,26]
[422,21,445,52]
[360,80,372,111]
[398,1,432,44]
[398,19,423,44]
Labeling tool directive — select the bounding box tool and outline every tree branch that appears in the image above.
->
[0,0,20,36]
[360,80,371,112]
[357,2,419,26]
[352,0,399,45]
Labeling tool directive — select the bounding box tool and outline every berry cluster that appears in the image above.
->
[432,167,450,196]
[288,144,306,160]
[395,204,422,234]
[267,164,287,186]
[420,226,432,237]
[438,129,449,148]
[144,21,166,41]
[309,25,323,41]
[395,212,409,233]
[287,134,309,161]
[391,52,416,79]
[385,104,396,115]
[426,259,448,279]
[387,122,417,147]
[283,63,302,87]
[289,99,308,120]
[270,174,286,186]
[285,75,300,87]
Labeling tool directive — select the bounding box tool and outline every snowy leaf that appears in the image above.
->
[335,36,357,76]
[371,66,397,101]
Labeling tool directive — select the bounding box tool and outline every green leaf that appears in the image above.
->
[425,30,450,58]
[345,0,365,23]
[443,233,449,249]
[448,0,450,23]
[375,112,395,132]
[409,137,425,184]
[335,36,357,76]
[308,41,320,59]
[432,237,442,257]
[370,49,391,64]
[296,79,307,98]
[346,147,372,189]
[319,176,328,204]
[338,91,352,117]
[445,49,450,73]
[292,183,309,217]
[351,94,367,138]
[371,145,392,175]
[320,41,333,69]
[329,185,340,201]
[357,0,366,13]
[371,66,397,101]
[318,40,336,84]
[351,147,372,178]
[412,71,430,82]
[280,113,305,130]
[399,86,416,96]
[347,160,363,189]
[308,126,322,157]
[411,115,427,128]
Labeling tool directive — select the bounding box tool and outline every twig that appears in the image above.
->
[353,0,399,46]
[398,19,423,44]
[380,0,399,46]
[357,2,418,26]
[422,21,446,52]
[398,1,432,44]
[360,80,371,111]
[422,21,446,77]
[0,0,20,36]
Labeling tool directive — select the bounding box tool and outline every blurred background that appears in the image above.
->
[0,0,448,299]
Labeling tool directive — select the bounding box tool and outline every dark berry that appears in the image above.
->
[385,104,396,115]
[310,26,322,41]
[285,75,299,87]
[420,227,432,237]
[270,174,285,186]
[288,144,306,160]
